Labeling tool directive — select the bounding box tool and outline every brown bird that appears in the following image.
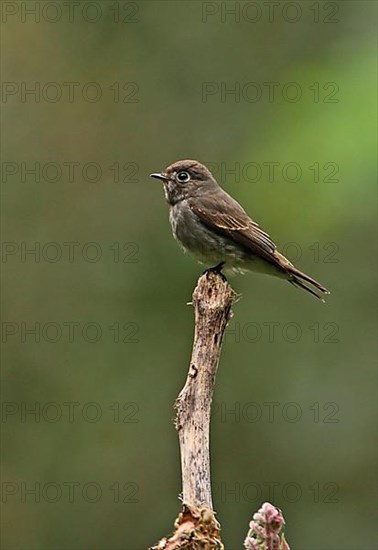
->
[151,160,330,301]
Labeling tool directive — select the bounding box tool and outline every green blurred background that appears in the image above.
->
[1,1,377,549]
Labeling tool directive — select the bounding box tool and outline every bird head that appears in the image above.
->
[150,160,218,205]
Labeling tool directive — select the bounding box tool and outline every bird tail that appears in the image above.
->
[274,251,330,301]
[288,274,326,302]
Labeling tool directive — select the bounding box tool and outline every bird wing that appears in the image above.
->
[189,192,330,298]
[188,193,281,267]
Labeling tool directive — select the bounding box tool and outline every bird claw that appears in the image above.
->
[203,262,227,282]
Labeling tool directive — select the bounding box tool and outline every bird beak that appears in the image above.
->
[150,172,169,182]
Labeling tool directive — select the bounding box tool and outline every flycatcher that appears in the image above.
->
[151,160,330,301]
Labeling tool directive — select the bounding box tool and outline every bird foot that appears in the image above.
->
[203,262,227,282]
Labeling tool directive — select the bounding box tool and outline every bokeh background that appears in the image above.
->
[1,1,377,549]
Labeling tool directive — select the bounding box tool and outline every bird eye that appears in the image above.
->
[176,170,191,183]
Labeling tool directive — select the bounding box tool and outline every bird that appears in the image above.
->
[150,160,330,301]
